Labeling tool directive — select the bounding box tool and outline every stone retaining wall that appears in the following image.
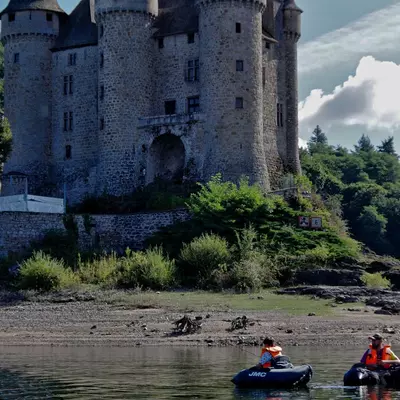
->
[0,209,190,258]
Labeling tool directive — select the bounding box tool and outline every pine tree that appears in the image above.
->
[308,125,328,145]
[355,134,374,153]
[377,136,396,156]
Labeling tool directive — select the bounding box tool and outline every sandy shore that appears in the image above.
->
[0,297,399,347]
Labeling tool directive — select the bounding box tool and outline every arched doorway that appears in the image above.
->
[147,134,185,184]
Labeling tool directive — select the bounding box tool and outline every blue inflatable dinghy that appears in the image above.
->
[232,356,313,389]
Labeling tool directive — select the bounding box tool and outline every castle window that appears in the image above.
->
[187,59,199,82]
[265,41,270,49]
[65,145,72,160]
[100,53,104,68]
[236,23,241,33]
[46,13,53,22]
[100,85,104,100]
[8,13,15,22]
[187,33,195,44]
[64,75,73,95]
[68,53,77,66]
[235,97,243,109]
[277,103,284,127]
[262,67,266,86]
[69,112,73,130]
[187,96,200,113]
[158,38,164,49]
[100,118,105,130]
[100,25,104,38]
[13,53,19,64]
[164,100,176,115]
[236,60,243,72]
[63,112,68,131]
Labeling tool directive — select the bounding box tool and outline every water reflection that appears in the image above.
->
[0,346,398,399]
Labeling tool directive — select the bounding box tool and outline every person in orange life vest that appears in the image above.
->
[360,333,400,369]
[257,336,283,369]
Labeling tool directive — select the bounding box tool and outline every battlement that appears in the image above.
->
[1,10,61,41]
[95,0,158,17]
[196,0,266,12]
[138,113,203,129]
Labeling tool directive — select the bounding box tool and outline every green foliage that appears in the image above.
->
[361,272,391,289]
[355,134,374,153]
[78,253,119,286]
[18,252,78,291]
[0,117,12,173]
[302,126,400,257]
[178,233,231,288]
[115,247,175,290]
[70,179,198,214]
[378,136,397,156]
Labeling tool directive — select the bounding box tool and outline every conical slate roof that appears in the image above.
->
[0,0,65,16]
[53,0,97,51]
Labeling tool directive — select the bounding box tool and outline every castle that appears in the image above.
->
[0,0,302,204]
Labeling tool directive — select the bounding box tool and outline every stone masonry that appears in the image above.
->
[0,209,190,258]
[0,0,302,204]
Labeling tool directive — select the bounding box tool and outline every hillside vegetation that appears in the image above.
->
[301,126,400,258]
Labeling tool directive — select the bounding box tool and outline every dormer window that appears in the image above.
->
[8,13,15,22]
[46,13,53,22]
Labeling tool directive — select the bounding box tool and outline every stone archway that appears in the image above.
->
[147,134,185,184]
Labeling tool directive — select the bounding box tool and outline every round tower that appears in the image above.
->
[0,0,65,195]
[95,0,158,195]
[283,0,302,174]
[197,0,270,189]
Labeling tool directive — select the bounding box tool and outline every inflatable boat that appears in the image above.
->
[343,363,400,388]
[232,365,313,388]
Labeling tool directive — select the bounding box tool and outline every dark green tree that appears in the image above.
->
[354,134,374,152]
[309,125,328,145]
[0,117,12,174]
[377,136,396,156]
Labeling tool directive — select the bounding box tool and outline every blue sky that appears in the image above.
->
[1,0,400,151]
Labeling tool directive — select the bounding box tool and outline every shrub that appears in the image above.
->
[116,247,175,290]
[361,272,391,289]
[178,233,231,288]
[18,251,78,291]
[78,252,119,286]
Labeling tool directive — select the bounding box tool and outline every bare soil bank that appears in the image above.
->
[0,289,399,348]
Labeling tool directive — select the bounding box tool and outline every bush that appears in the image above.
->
[178,233,231,288]
[18,251,78,291]
[116,247,175,290]
[361,272,391,289]
[78,252,119,286]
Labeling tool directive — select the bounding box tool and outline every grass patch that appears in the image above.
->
[101,290,335,316]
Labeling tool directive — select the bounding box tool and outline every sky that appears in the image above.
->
[1,0,400,152]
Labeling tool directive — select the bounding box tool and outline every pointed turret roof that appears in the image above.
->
[283,0,303,13]
[0,0,65,16]
[52,0,97,51]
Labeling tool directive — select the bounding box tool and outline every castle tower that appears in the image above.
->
[283,0,302,174]
[95,0,158,195]
[197,0,270,189]
[0,0,65,195]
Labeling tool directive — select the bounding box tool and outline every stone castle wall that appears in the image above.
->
[198,0,269,189]
[51,45,99,202]
[0,209,190,259]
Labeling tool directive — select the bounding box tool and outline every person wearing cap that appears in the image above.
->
[360,333,400,369]
[256,336,283,369]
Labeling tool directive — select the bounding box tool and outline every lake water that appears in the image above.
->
[0,345,398,399]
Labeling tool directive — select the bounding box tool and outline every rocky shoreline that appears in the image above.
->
[0,287,398,348]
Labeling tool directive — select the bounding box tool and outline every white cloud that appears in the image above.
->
[298,137,308,149]
[299,56,400,135]
[298,2,400,75]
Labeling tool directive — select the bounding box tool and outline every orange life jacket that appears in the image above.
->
[365,344,392,369]
[260,346,282,368]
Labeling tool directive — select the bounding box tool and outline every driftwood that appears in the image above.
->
[173,315,202,335]
[229,316,248,331]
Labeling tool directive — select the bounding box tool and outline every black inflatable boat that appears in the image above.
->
[344,363,400,388]
[232,358,313,389]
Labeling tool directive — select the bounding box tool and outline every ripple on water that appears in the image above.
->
[0,346,399,399]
